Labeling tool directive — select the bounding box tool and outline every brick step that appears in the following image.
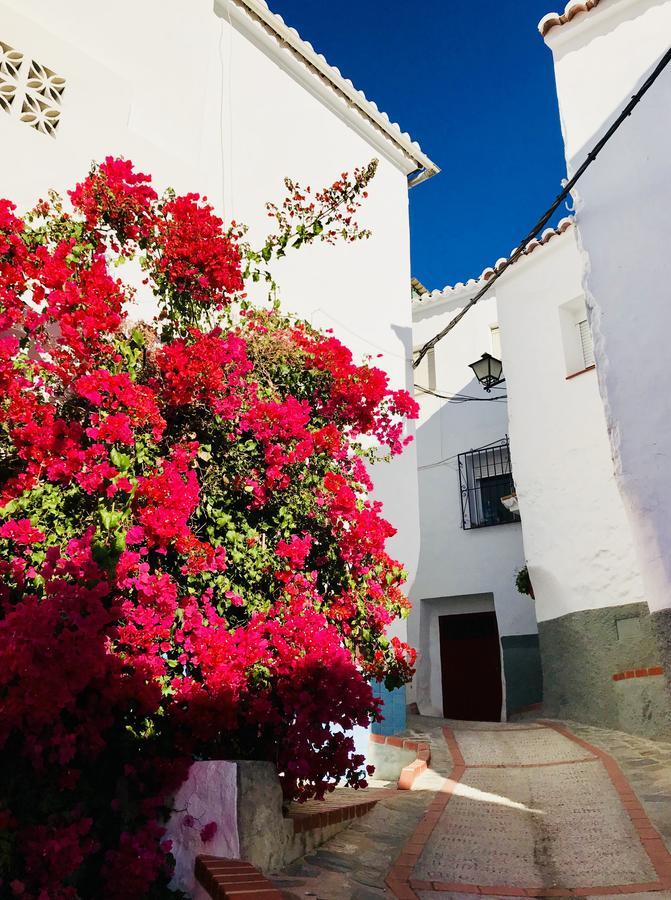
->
[191,734,431,896]
[195,790,392,898]
[286,786,393,834]
[196,856,282,899]
[369,734,432,790]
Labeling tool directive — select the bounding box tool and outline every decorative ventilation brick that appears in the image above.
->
[0,40,65,136]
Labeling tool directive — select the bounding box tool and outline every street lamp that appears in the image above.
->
[468,352,504,392]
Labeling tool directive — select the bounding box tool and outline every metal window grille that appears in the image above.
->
[458,437,520,530]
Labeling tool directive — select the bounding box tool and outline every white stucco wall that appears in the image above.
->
[165,761,240,896]
[544,0,671,613]
[496,226,646,624]
[410,290,535,714]
[0,0,423,599]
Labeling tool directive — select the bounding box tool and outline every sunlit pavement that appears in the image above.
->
[272,715,671,900]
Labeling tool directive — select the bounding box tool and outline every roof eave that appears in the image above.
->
[538,0,602,39]
[217,0,440,182]
[412,217,575,312]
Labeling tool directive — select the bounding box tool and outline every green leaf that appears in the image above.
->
[110,448,132,471]
[131,328,145,348]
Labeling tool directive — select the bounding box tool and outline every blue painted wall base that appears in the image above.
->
[371,683,407,736]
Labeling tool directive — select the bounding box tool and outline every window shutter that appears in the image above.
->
[490,325,502,359]
[578,319,595,368]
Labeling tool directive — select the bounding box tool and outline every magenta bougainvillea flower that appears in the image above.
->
[0,157,417,897]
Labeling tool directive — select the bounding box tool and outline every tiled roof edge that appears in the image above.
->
[412,217,574,306]
[538,0,602,37]
[221,0,440,181]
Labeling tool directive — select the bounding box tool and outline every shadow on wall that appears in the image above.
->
[407,368,542,721]
[563,42,671,673]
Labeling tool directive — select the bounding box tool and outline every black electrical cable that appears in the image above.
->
[415,386,508,402]
[413,45,671,370]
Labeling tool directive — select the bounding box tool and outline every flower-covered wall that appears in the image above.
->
[0,0,429,657]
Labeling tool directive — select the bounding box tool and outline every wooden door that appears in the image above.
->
[439,611,502,721]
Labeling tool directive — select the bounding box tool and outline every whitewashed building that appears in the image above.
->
[494,218,671,736]
[0,0,439,733]
[537,0,671,733]
[409,0,671,737]
[411,209,669,735]
[410,282,541,722]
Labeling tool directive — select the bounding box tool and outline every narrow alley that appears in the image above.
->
[272,717,671,900]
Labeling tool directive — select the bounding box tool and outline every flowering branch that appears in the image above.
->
[0,156,417,897]
[242,159,378,300]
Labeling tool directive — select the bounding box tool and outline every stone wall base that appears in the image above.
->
[539,602,671,739]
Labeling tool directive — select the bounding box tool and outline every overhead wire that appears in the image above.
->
[415,385,507,402]
[412,44,671,370]
[418,437,510,470]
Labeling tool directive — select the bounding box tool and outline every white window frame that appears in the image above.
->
[490,324,502,359]
[413,346,436,396]
[558,296,595,377]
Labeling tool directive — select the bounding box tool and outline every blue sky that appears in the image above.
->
[269,0,569,291]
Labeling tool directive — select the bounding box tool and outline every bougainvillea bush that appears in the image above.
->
[0,157,418,897]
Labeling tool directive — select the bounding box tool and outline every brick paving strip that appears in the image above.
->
[559,720,671,856]
[386,722,671,900]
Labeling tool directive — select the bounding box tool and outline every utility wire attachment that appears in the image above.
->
[413,45,671,370]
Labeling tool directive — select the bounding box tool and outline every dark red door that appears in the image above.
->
[439,611,502,721]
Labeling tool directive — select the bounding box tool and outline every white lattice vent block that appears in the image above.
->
[0,40,65,136]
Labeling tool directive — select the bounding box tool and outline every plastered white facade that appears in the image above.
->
[543,0,671,613]
[165,761,240,896]
[0,0,431,604]
[495,225,646,623]
[410,289,536,716]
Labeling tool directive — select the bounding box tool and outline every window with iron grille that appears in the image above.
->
[458,437,520,530]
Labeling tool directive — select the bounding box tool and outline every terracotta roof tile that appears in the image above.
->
[412,217,574,305]
[538,0,602,37]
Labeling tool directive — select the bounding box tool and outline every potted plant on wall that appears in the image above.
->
[516,565,534,599]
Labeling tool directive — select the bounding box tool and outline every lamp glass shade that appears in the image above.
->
[469,353,503,390]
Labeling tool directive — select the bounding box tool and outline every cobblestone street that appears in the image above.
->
[564,721,671,854]
[271,716,671,900]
